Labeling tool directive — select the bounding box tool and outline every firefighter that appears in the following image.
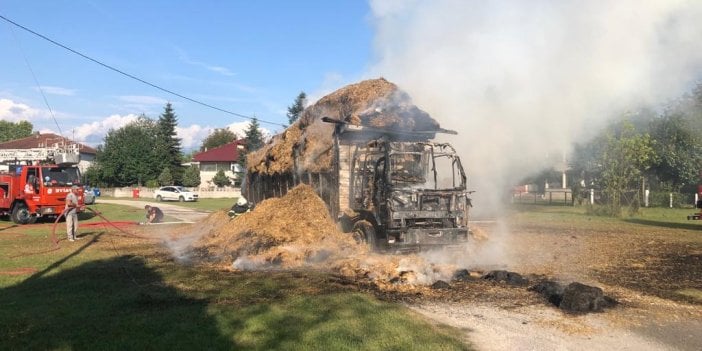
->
[228,197,251,218]
[144,205,164,224]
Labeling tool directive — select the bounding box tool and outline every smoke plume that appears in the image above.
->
[369,0,702,215]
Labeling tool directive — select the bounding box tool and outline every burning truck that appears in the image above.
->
[243,78,472,251]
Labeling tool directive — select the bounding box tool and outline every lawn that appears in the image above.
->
[0,203,471,350]
[97,196,236,212]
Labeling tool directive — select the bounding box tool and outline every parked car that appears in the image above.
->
[84,191,96,205]
[154,186,199,202]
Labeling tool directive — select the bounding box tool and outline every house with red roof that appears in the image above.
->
[0,132,97,173]
[191,140,246,188]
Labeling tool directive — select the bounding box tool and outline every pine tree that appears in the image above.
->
[212,169,231,187]
[156,103,184,184]
[182,165,201,187]
[286,91,306,125]
[239,117,264,166]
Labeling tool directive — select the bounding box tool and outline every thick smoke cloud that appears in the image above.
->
[369,0,702,215]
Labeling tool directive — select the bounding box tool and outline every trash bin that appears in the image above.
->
[132,188,140,199]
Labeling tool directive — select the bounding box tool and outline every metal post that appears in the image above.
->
[670,193,673,208]
[590,188,594,205]
[645,189,650,207]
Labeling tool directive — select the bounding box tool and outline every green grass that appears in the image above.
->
[98,196,236,212]
[0,204,471,350]
[509,203,702,231]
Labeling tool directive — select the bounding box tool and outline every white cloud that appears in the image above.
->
[71,114,139,145]
[35,86,76,96]
[0,98,43,122]
[226,121,271,140]
[176,47,236,77]
[176,124,212,150]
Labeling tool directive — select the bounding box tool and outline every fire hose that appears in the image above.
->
[11,206,145,258]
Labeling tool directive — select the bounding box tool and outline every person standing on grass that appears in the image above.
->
[65,185,80,241]
[144,205,164,224]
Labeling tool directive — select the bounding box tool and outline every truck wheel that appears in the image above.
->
[352,220,377,251]
[11,204,32,225]
[157,195,163,202]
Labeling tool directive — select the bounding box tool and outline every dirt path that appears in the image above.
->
[405,220,702,351]
[95,199,211,222]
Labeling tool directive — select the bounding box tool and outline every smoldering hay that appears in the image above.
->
[191,184,462,288]
[246,78,442,175]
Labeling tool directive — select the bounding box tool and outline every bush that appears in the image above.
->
[145,179,159,188]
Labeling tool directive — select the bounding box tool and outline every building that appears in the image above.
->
[191,140,245,188]
[0,132,97,173]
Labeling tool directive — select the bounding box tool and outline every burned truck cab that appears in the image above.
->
[383,142,470,249]
[340,123,471,251]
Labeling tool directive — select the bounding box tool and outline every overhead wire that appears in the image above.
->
[0,13,286,128]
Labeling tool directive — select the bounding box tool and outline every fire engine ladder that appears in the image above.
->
[0,145,80,164]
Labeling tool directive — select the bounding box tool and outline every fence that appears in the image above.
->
[102,186,241,199]
[512,188,698,208]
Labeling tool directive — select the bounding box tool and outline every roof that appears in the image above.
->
[0,133,97,154]
[192,140,244,162]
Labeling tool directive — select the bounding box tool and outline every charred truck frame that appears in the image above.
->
[244,117,472,252]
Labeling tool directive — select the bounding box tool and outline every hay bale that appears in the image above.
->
[246,78,441,175]
[194,184,359,268]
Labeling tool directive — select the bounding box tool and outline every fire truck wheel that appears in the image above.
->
[352,220,377,251]
[11,204,32,225]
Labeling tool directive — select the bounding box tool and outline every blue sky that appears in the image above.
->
[0,1,373,149]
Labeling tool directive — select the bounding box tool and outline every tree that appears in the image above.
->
[598,122,656,215]
[286,91,306,125]
[200,128,237,151]
[156,103,184,184]
[648,114,702,191]
[239,117,264,166]
[182,165,201,187]
[97,116,160,186]
[0,120,33,142]
[211,169,230,187]
[158,168,173,186]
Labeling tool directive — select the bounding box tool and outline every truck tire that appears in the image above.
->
[11,203,32,225]
[352,220,377,251]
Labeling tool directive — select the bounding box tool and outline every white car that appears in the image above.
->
[154,186,199,202]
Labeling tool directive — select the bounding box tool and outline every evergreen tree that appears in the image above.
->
[156,103,184,184]
[286,91,306,125]
[212,169,230,187]
[239,117,264,166]
[158,168,173,186]
[182,165,201,187]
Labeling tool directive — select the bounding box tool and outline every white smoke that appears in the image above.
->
[369,0,702,215]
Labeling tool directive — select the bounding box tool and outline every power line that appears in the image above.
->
[0,14,286,128]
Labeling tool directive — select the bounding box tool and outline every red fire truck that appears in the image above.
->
[0,145,85,224]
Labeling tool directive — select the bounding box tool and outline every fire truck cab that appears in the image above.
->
[0,145,85,224]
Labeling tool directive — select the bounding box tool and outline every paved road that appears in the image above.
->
[95,199,211,223]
